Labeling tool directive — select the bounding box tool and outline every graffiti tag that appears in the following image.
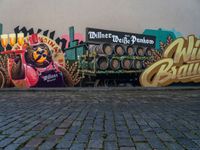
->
[140,35,200,87]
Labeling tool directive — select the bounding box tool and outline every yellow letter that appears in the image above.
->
[140,58,174,87]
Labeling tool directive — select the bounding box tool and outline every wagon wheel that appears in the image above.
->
[94,79,104,87]
[94,79,118,87]
[104,79,117,87]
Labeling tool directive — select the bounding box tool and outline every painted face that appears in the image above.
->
[32,44,49,64]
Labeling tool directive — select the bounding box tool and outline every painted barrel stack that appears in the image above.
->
[87,43,152,71]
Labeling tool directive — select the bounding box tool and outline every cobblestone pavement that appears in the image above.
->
[0,89,200,150]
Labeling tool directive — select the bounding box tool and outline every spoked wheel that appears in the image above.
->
[104,79,117,87]
[95,79,105,87]
[94,79,117,87]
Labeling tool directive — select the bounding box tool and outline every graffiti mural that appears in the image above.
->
[140,35,200,87]
[1,23,199,88]
[14,26,67,51]
[14,26,84,50]
[0,33,81,88]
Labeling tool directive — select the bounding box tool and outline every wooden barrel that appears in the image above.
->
[88,44,99,54]
[110,58,121,70]
[89,55,109,70]
[121,58,132,70]
[114,45,125,56]
[142,60,148,69]
[136,47,145,56]
[97,43,113,56]
[126,45,136,56]
[132,60,143,70]
[145,47,153,56]
[97,56,109,70]
[102,43,113,56]
[89,43,113,56]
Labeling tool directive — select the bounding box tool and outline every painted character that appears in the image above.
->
[9,34,74,88]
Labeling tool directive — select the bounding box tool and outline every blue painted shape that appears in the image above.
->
[143,28,178,50]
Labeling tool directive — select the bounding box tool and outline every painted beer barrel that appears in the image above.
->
[142,60,148,69]
[136,47,145,56]
[98,43,113,56]
[88,44,98,54]
[89,55,109,70]
[89,43,113,56]
[132,60,143,70]
[126,45,136,56]
[96,56,109,70]
[121,58,132,70]
[114,45,125,56]
[145,47,153,57]
[110,58,121,70]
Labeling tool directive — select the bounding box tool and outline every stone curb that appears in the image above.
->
[0,86,200,92]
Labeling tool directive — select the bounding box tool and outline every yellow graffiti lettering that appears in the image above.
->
[140,58,174,87]
[140,35,200,87]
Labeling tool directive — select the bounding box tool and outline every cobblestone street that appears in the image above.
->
[0,88,200,150]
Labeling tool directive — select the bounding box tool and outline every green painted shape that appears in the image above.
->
[0,23,2,35]
[69,26,74,42]
[65,48,76,60]
[64,45,86,61]
[68,26,76,48]
[76,47,84,57]
[143,29,176,50]
[80,60,88,69]
[70,40,78,47]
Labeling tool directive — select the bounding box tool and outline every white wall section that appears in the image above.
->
[0,0,199,36]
